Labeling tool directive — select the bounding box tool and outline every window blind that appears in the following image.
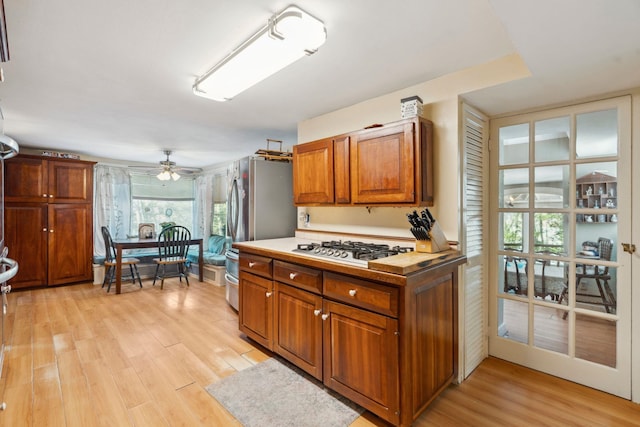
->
[130,174,195,200]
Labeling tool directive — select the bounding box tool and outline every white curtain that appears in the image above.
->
[194,173,213,239]
[94,165,132,258]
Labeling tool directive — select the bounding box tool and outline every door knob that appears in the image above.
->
[621,243,636,254]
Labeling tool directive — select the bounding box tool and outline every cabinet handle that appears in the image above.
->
[348,289,357,297]
[289,272,297,280]
[42,194,47,198]
[49,230,54,233]
[42,228,47,232]
[248,262,256,268]
[321,314,329,320]
[265,291,272,297]
[49,194,54,198]
[313,309,321,316]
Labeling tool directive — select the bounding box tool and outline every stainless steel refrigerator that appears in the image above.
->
[0,135,19,411]
[224,156,296,310]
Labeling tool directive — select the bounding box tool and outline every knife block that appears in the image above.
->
[415,222,450,253]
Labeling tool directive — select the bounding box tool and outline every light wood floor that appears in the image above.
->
[0,279,638,426]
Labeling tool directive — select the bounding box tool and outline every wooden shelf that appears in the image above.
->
[576,172,617,222]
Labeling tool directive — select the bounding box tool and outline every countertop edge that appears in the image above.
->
[233,238,467,286]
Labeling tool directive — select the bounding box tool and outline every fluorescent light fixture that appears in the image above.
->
[193,5,326,101]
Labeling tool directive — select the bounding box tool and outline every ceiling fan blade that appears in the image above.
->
[127,150,202,175]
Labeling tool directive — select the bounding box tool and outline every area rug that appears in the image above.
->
[206,357,363,427]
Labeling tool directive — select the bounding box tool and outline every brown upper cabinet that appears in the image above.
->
[293,117,433,206]
[5,155,94,203]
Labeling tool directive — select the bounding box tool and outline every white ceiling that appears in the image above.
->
[1,0,639,169]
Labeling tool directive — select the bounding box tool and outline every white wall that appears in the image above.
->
[296,53,531,241]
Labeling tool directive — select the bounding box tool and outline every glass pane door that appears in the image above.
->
[489,96,631,398]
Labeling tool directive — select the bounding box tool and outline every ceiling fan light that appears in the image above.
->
[170,171,181,181]
[157,170,171,181]
[193,5,326,101]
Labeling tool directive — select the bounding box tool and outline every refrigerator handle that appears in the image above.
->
[228,178,239,242]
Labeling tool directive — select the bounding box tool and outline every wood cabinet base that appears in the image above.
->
[238,249,465,427]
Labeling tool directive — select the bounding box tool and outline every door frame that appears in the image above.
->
[488,96,632,398]
[632,93,640,403]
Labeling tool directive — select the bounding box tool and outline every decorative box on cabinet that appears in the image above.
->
[293,117,433,206]
[4,154,95,288]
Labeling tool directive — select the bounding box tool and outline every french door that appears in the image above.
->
[488,96,632,398]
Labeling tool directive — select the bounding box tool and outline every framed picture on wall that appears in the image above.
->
[138,223,155,239]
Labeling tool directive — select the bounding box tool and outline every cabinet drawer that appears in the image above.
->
[274,260,322,294]
[239,254,273,279]
[324,272,398,317]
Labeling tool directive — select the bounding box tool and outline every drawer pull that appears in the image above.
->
[248,262,256,268]
[289,272,297,280]
[348,289,357,297]
[313,309,321,316]
[265,291,272,298]
[321,314,329,321]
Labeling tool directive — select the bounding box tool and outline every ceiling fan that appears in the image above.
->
[129,150,202,181]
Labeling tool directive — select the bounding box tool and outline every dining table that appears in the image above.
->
[112,236,204,294]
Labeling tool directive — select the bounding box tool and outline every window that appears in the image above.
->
[211,202,226,236]
[210,172,227,236]
[130,174,195,235]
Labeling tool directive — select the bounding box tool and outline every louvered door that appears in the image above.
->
[460,104,489,377]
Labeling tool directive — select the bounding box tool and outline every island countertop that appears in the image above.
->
[232,237,466,287]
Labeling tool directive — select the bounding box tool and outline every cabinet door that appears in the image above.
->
[5,203,48,288]
[274,282,323,380]
[334,135,351,204]
[351,121,415,204]
[48,160,94,203]
[293,138,335,204]
[4,157,48,202]
[48,204,93,285]
[239,272,274,350]
[322,299,400,425]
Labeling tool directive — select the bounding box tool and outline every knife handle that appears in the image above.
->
[425,208,435,223]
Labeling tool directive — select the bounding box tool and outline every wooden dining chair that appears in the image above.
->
[101,226,143,293]
[575,237,616,313]
[559,237,615,318]
[153,225,191,289]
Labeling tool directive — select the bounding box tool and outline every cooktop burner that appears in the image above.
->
[293,240,413,265]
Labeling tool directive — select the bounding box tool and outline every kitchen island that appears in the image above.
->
[234,237,466,427]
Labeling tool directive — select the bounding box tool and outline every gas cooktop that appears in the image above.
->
[292,240,413,266]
